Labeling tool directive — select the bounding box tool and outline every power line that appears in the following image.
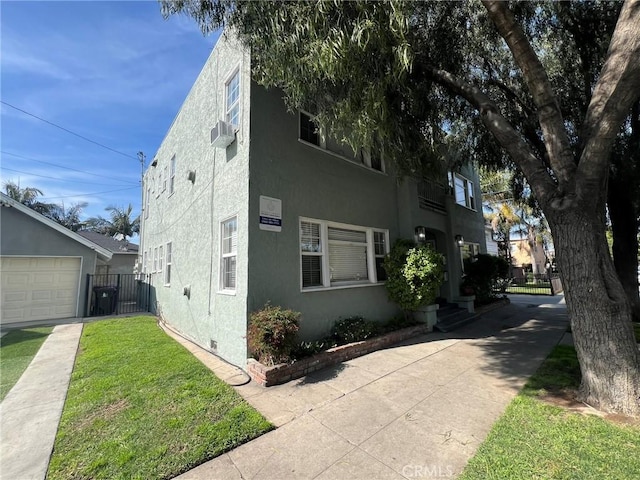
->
[1,100,139,161]
[40,186,139,201]
[0,166,137,187]
[1,150,140,185]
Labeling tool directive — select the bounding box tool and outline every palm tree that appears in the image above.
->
[47,202,88,231]
[485,203,522,273]
[3,181,54,215]
[86,204,140,240]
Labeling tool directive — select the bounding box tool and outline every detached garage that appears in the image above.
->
[0,193,112,327]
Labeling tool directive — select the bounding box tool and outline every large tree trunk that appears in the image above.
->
[548,206,640,416]
[608,175,640,322]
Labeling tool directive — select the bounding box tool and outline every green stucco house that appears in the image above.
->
[140,34,487,367]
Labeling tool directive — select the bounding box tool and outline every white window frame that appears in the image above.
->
[225,68,241,129]
[164,242,172,286]
[454,173,476,210]
[300,217,389,291]
[158,245,163,274]
[169,155,176,195]
[153,247,158,273]
[220,216,238,293]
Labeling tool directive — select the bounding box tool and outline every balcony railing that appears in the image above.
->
[417,180,447,212]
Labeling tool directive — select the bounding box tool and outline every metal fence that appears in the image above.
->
[85,273,151,317]
[504,273,563,295]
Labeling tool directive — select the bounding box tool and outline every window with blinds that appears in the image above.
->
[221,217,237,290]
[328,227,368,283]
[301,221,323,287]
[300,219,389,290]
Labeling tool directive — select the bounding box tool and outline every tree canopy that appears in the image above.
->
[86,204,140,240]
[162,0,640,415]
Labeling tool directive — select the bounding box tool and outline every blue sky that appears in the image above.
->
[1,1,220,231]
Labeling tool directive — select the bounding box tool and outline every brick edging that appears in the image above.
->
[247,324,431,387]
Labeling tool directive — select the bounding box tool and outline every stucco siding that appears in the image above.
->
[140,34,251,367]
[247,84,401,340]
[0,206,97,318]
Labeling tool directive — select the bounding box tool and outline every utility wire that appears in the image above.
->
[40,186,138,200]
[0,166,136,187]
[1,100,139,161]
[1,150,139,185]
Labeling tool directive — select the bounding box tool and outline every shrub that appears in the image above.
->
[381,314,421,333]
[330,316,380,344]
[291,338,338,359]
[383,239,445,312]
[247,303,300,366]
[463,254,510,302]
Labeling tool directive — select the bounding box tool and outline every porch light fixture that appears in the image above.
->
[415,226,427,244]
[455,234,464,246]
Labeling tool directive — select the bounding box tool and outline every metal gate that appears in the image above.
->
[505,273,563,295]
[85,274,151,317]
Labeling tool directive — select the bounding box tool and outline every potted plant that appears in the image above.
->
[383,239,445,330]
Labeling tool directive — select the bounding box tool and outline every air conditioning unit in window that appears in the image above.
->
[211,120,235,148]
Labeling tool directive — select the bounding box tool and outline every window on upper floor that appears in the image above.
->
[169,155,176,195]
[299,110,320,146]
[226,70,240,128]
[300,218,389,290]
[454,174,476,210]
[299,110,384,172]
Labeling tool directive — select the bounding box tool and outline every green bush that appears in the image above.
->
[330,316,380,344]
[381,315,421,333]
[248,303,300,365]
[463,254,510,302]
[291,338,338,359]
[383,239,445,312]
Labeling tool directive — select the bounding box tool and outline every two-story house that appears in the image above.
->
[140,34,487,367]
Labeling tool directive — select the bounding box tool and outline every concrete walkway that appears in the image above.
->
[175,303,569,480]
[0,301,568,480]
[0,323,83,480]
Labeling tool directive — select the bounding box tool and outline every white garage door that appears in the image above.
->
[1,257,81,325]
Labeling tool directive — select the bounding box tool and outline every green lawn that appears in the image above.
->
[0,326,54,401]
[459,345,640,479]
[47,316,272,480]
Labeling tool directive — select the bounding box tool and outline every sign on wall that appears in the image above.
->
[259,195,282,232]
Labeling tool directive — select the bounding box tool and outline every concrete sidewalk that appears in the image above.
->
[176,304,569,480]
[0,323,83,480]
